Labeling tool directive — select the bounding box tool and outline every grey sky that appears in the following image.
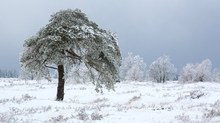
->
[0,0,220,70]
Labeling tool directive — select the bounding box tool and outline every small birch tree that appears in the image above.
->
[120,53,146,81]
[148,55,177,83]
[179,59,212,82]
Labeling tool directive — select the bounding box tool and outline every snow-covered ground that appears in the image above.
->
[1,79,220,123]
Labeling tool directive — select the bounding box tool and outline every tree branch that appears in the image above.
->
[66,49,82,61]
[45,65,58,70]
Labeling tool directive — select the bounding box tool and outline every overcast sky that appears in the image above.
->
[0,0,220,71]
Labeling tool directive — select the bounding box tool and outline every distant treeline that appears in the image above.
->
[0,69,18,78]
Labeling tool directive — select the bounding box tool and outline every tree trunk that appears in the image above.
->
[163,74,166,83]
[56,65,65,101]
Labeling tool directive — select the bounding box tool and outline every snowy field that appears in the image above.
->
[1,79,220,123]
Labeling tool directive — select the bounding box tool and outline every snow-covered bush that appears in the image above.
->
[179,59,212,82]
[190,90,205,99]
[204,100,220,118]
[76,108,89,121]
[0,112,16,123]
[93,97,108,103]
[120,53,146,81]
[175,113,190,122]
[128,94,141,104]
[91,112,103,120]
[49,115,68,123]
[0,94,36,104]
[148,55,177,83]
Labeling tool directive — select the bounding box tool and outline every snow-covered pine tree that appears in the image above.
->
[20,9,122,101]
[67,62,95,84]
[148,55,177,83]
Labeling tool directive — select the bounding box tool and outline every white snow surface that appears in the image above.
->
[1,78,220,123]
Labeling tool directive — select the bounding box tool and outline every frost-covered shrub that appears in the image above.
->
[120,53,146,81]
[128,94,141,104]
[91,112,103,120]
[49,115,68,123]
[76,108,89,121]
[190,90,205,99]
[148,55,177,83]
[175,113,190,122]
[0,94,36,104]
[93,97,108,103]
[204,109,220,118]
[204,100,220,118]
[0,113,16,123]
[21,94,34,101]
[179,59,212,82]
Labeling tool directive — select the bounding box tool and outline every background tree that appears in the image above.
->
[120,53,146,81]
[148,55,177,83]
[20,9,122,101]
[178,64,195,82]
[0,69,18,78]
[213,69,220,82]
[179,59,212,82]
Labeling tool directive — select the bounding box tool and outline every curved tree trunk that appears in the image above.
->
[56,65,65,101]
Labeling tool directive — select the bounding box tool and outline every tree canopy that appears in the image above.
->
[148,55,176,83]
[179,59,212,82]
[20,9,122,98]
[120,53,146,81]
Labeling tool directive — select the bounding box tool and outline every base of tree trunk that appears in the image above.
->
[56,65,65,101]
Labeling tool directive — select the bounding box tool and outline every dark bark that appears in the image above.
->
[56,65,65,101]
[163,75,166,83]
